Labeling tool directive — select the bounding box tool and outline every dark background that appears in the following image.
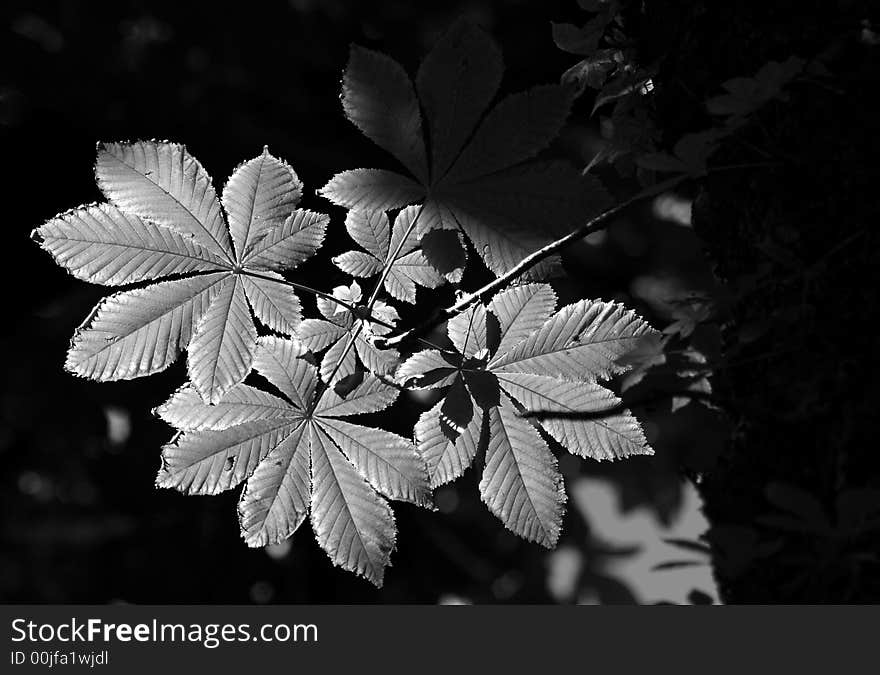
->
[0,0,775,603]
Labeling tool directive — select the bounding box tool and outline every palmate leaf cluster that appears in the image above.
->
[34,142,328,404]
[320,18,611,278]
[156,337,429,587]
[399,284,656,546]
[33,19,660,587]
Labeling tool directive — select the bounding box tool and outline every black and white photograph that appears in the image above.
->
[1,1,878,664]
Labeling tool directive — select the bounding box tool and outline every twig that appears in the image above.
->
[377,176,685,349]
[308,206,426,412]
[241,240,450,354]
[377,161,784,350]
[239,269,396,331]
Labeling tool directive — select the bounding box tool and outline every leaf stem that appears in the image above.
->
[367,204,426,306]
[377,160,783,350]
[378,176,685,348]
[239,269,399,331]
[240,270,359,314]
[309,205,427,412]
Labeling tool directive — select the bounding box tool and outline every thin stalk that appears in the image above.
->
[377,176,685,349]
[308,205,427,413]
[238,269,373,322]
[377,161,783,350]
[367,204,427,306]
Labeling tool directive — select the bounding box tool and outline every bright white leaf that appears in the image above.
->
[492,299,659,382]
[355,335,399,377]
[495,372,652,461]
[336,205,442,303]
[296,318,348,353]
[333,250,384,278]
[415,399,484,487]
[320,336,358,383]
[479,400,566,548]
[489,283,557,361]
[251,337,314,411]
[65,272,227,381]
[242,209,328,271]
[314,374,398,417]
[447,304,488,358]
[238,421,311,547]
[344,209,390,260]
[319,169,424,212]
[318,418,431,506]
[34,204,227,286]
[187,276,257,404]
[396,350,458,389]
[157,419,298,495]
[42,142,327,392]
[241,272,302,336]
[96,141,232,260]
[309,424,396,587]
[222,147,303,261]
[154,383,295,432]
[385,250,442,303]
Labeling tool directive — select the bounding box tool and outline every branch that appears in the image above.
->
[377,176,685,349]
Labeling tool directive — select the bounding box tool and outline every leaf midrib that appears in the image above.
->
[52,230,229,269]
[495,373,638,445]
[491,399,554,543]
[312,423,384,574]
[107,150,231,261]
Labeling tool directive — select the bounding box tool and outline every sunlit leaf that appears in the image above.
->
[37,141,328,403]
[154,338,428,586]
[222,147,303,261]
[479,400,566,547]
[333,206,442,304]
[407,285,655,545]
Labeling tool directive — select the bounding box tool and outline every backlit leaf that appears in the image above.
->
[238,421,311,547]
[187,275,257,404]
[309,423,396,586]
[96,141,232,260]
[415,399,484,487]
[479,400,566,547]
[319,169,424,213]
[492,298,659,381]
[155,383,294,431]
[39,141,327,403]
[33,204,227,286]
[222,147,303,261]
[402,285,654,545]
[319,418,432,506]
[334,206,442,303]
[489,283,558,361]
[495,371,651,460]
[65,273,227,381]
[157,419,298,496]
